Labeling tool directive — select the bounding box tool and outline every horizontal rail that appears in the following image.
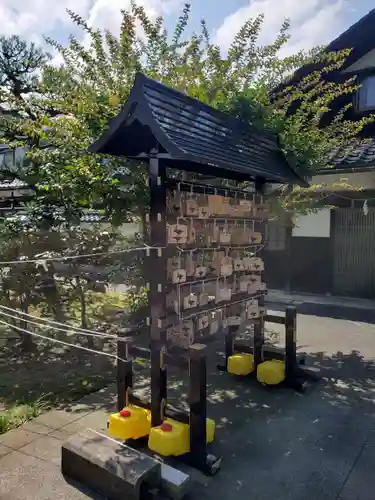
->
[265,314,285,325]
[234,341,285,361]
[128,344,190,371]
[129,394,190,425]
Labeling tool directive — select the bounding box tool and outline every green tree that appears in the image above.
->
[0,34,50,124]
[0,5,371,351]
[0,4,372,226]
[0,35,49,97]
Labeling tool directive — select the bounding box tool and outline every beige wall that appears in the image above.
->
[312,170,375,190]
[292,209,331,238]
[80,221,141,236]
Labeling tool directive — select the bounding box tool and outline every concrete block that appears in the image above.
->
[61,428,161,500]
[160,463,191,499]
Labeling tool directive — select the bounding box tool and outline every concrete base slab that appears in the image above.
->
[61,428,161,500]
[20,436,65,467]
[340,442,375,500]
[0,449,97,499]
[0,443,12,458]
[160,463,191,499]
[0,428,40,450]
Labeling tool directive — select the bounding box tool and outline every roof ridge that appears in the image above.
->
[326,8,375,52]
[136,72,277,141]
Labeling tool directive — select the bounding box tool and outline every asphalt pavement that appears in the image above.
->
[1,311,375,500]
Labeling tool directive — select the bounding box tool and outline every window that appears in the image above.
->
[356,76,375,111]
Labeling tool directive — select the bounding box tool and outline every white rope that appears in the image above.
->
[175,244,264,254]
[181,293,263,321]
[0,244,163,266]
[87,428,129,447]
[0,308,120,342]
[0,304,118,338]
[0,318,126,362]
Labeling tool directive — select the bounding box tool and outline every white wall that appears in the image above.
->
[312,171,375,190]
[292,209,331,238]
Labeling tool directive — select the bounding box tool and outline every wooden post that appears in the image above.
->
[253,178,266,369]
[148,152,168,427]
[117,332,133,412]
[189,344,221,476]
[189,345,207,470]
[285,306,297,383]
[224,325,238,366]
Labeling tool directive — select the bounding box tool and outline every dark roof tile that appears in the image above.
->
[326,139,375,169]
[89,73,307,186]
[0,178,28,189]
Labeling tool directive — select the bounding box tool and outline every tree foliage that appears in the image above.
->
[0,34,50,122]
[0,4,372,350]
[0,3,372,225]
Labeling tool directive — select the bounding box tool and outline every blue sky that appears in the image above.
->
[0,0,373,58]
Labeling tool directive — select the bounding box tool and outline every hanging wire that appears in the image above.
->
[0,244,164,266]
[0,318,126,362]
[171,179,254,194]
[0,304,125,339]
[181,293,263,321]
[0,308,121,342]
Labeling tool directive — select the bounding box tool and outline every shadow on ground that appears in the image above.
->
[2,313,375,500]
[56,337,375,500]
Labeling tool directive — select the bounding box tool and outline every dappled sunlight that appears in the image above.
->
[209,388,240,403]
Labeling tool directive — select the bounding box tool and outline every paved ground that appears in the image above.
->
[267,289,375,323]
[1,311,375,499]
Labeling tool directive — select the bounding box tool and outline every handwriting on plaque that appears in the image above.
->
[233,258,244,271]
[167,224,188,244]
[172,268,187,284]
[165,183,268,348]
[198,205,210,218]
[249,232,262,244]
[197,315,209,330]
[195,265,207,278]
[167,321,194,348]
[185,199,198,216]
[248,257,264,272]
[183,293,198,310]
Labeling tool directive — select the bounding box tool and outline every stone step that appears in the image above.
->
[61,428,161,500]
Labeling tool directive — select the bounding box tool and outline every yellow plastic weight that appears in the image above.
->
[148,417,215,457]
[108,405,151,440]
[227,353,254,376]
[257,360,286,386]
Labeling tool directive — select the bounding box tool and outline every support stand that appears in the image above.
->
[115,340,221,476]
[219,306,320,392]
[148,153,168,428]
[187,345,221,475]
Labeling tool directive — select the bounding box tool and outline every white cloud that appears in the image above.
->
[214,0,349,57]
[0,0,182,68]
[0,0,181,44]
[86,0,181,35]
[0,0,91,40]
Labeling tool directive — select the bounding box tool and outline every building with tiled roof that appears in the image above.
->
[266,9,375,299]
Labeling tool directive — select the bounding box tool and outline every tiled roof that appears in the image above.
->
[0,207,104,223]
[80,213,103,222]
[327,140,375,169]
[90,73,307,186]
[0,178,29,189]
